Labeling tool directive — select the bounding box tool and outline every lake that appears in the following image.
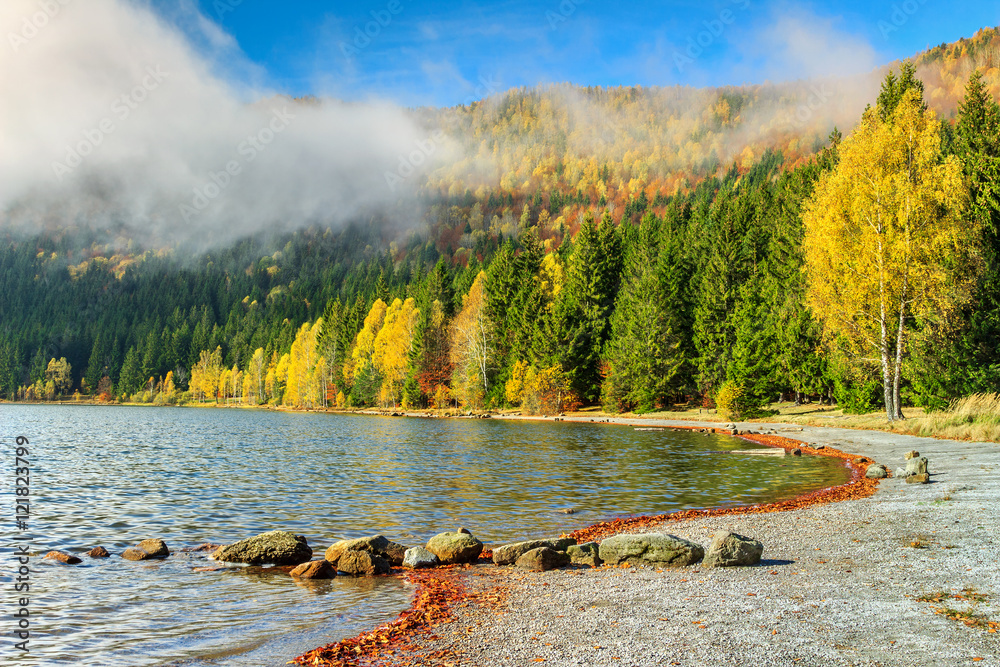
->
[0,405,850,665]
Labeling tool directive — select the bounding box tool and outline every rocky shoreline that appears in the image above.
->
[393,420,1000,666]
[37,418,999,666]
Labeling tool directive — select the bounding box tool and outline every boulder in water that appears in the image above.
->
[426,531,483,564]
[212,531,312,565]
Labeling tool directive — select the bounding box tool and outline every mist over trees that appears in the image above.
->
[3,33,1000,418]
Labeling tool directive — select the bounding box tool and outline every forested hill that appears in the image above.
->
[2,29,999,416]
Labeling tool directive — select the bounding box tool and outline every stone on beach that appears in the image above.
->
[905,456,929,477]
[515,547,570,571]
[566,541,602,566]
[45,550,82,564]
[598,533,704,568]
[702,531,763,567]
[338,550,391,576]
[906,473,930,484]
[87,546,110,558]
[865,464,888,479]
[492,538,577,565]
[212,531,312,565]
[290,559,336,579]
[402,547,440,569]
[426,531,484,564]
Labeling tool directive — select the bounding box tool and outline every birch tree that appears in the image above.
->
[449,271,493,408]
[803,87,972,421]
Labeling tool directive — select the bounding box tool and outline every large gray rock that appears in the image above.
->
[492,538,576,565]
[402,547,440,569]
[212,531,312,565]
[290,559,336,579]
[598,533,704,568]
[515,547,570,572]
[702,531,763,567]
[425,531,483,564]
[865,464,888,479]
[324,535,390,566]
[337,550,391,576]
[566,542,602,567]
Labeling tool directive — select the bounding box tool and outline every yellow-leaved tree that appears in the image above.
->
[449,271,493,408]
[803,87,974,422]
[345,299,387,404]
[284,319,323,408]
[373,297,420,407]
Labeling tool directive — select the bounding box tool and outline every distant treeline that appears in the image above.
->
[2,66,998,418]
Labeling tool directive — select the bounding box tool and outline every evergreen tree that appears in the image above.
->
[118,347,144,397]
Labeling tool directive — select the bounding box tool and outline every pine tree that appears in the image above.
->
[85,335,108,394]
[556,212,623,402]
[118,347,144,397]
[602,213,689,412]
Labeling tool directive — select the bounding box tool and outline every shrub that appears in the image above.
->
[715,382,746,420]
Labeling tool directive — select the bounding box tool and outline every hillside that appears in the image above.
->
[1,28,999,415]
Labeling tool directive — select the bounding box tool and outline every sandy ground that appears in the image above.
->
[417,420,1000,666]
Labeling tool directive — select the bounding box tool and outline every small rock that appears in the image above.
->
[566,542,602,567]
[136,539,170,559]
[702,531,763,567]
[814,445,826,450]
[457,527,472,535]
[338,550,391,576]
[906,473,930,484]
[384,541,408,566]
[905,456,929,477]
[865,464,888,479]
[790,448,802,456]
[290,559,336,579]
[87,546,110,558]
[402,547,440,569]
[853,457,870,464]
[121,547,152,561]
[598,533,704,568]
[493,538,576,565]
[557,508,577,514]
[426,531,483,564]
[904,450,920,460]
[179,543,222,553]
[44,551,82,564]
[515,547,570,572]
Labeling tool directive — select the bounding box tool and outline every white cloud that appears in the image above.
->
[0,0,445,246]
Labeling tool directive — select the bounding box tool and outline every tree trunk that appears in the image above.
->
[880,308,895,422]
[892,300,906,420]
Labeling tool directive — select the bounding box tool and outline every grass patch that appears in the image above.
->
[609,392,1000,443]
[915,588,998,633]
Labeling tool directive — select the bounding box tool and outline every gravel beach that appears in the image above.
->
[418,420,1000,666]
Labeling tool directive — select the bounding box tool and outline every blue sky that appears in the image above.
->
[163,0,998,107]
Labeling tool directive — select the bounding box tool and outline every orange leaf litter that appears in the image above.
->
[292,430,879,667]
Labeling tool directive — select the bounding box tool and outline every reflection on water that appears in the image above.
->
[0,405,848,665]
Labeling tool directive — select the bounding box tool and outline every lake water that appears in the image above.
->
[0,405,850,666]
